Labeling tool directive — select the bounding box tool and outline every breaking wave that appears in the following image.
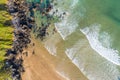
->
[80,23,120,65]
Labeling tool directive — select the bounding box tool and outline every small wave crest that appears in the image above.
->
[53,0,80,40]
[55,19,78,40]
[56,71,70,80]
[65,38,120,80]
[80,23,120,65]
[44,43,57,56]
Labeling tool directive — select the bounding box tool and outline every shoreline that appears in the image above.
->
[80,26,120,66]
[5,0,88,80]
[6,0,67,80]
[22,34,66,80]
[27,34,88,80]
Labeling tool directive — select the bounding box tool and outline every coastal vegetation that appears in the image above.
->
[0,0,13,79]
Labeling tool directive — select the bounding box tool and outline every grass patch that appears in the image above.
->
[0,0,13,79]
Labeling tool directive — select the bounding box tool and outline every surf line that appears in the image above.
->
[5,0,62,79]
[80,25,120,66]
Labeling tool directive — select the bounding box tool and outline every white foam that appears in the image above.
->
[65,39,85,60]
[80,23,120,65]
[45,46,56,55]
[51,0,86,40]
[65,39,120,80]
[65,48,76,60]
[70,0,79,8]
[44,34,61,56]
[51,2,79,40]
[55,18,78,40]
[44,44,57,56]
[65,47,97,80]
[56,71,70,80]
[72,58,96,80]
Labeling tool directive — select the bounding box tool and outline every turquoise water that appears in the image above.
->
[82,0,120,52]
[27,0,120,80]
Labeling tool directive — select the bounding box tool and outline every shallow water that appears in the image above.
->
[27,0,120,80]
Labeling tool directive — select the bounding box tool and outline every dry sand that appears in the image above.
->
[22,36,65,80]
[21,34,88,80]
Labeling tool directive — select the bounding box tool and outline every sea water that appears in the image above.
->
[27,0,120,80]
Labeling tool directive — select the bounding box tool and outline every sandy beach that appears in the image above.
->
[22,35,66,80]
[21,34,89,80]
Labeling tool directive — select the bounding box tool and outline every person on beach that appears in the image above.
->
[32,43,35,46]
[32,50,35,55]
[25,52,28,57]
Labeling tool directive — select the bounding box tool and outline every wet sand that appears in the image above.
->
[22,35,66,80]
[21,34,88,80]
